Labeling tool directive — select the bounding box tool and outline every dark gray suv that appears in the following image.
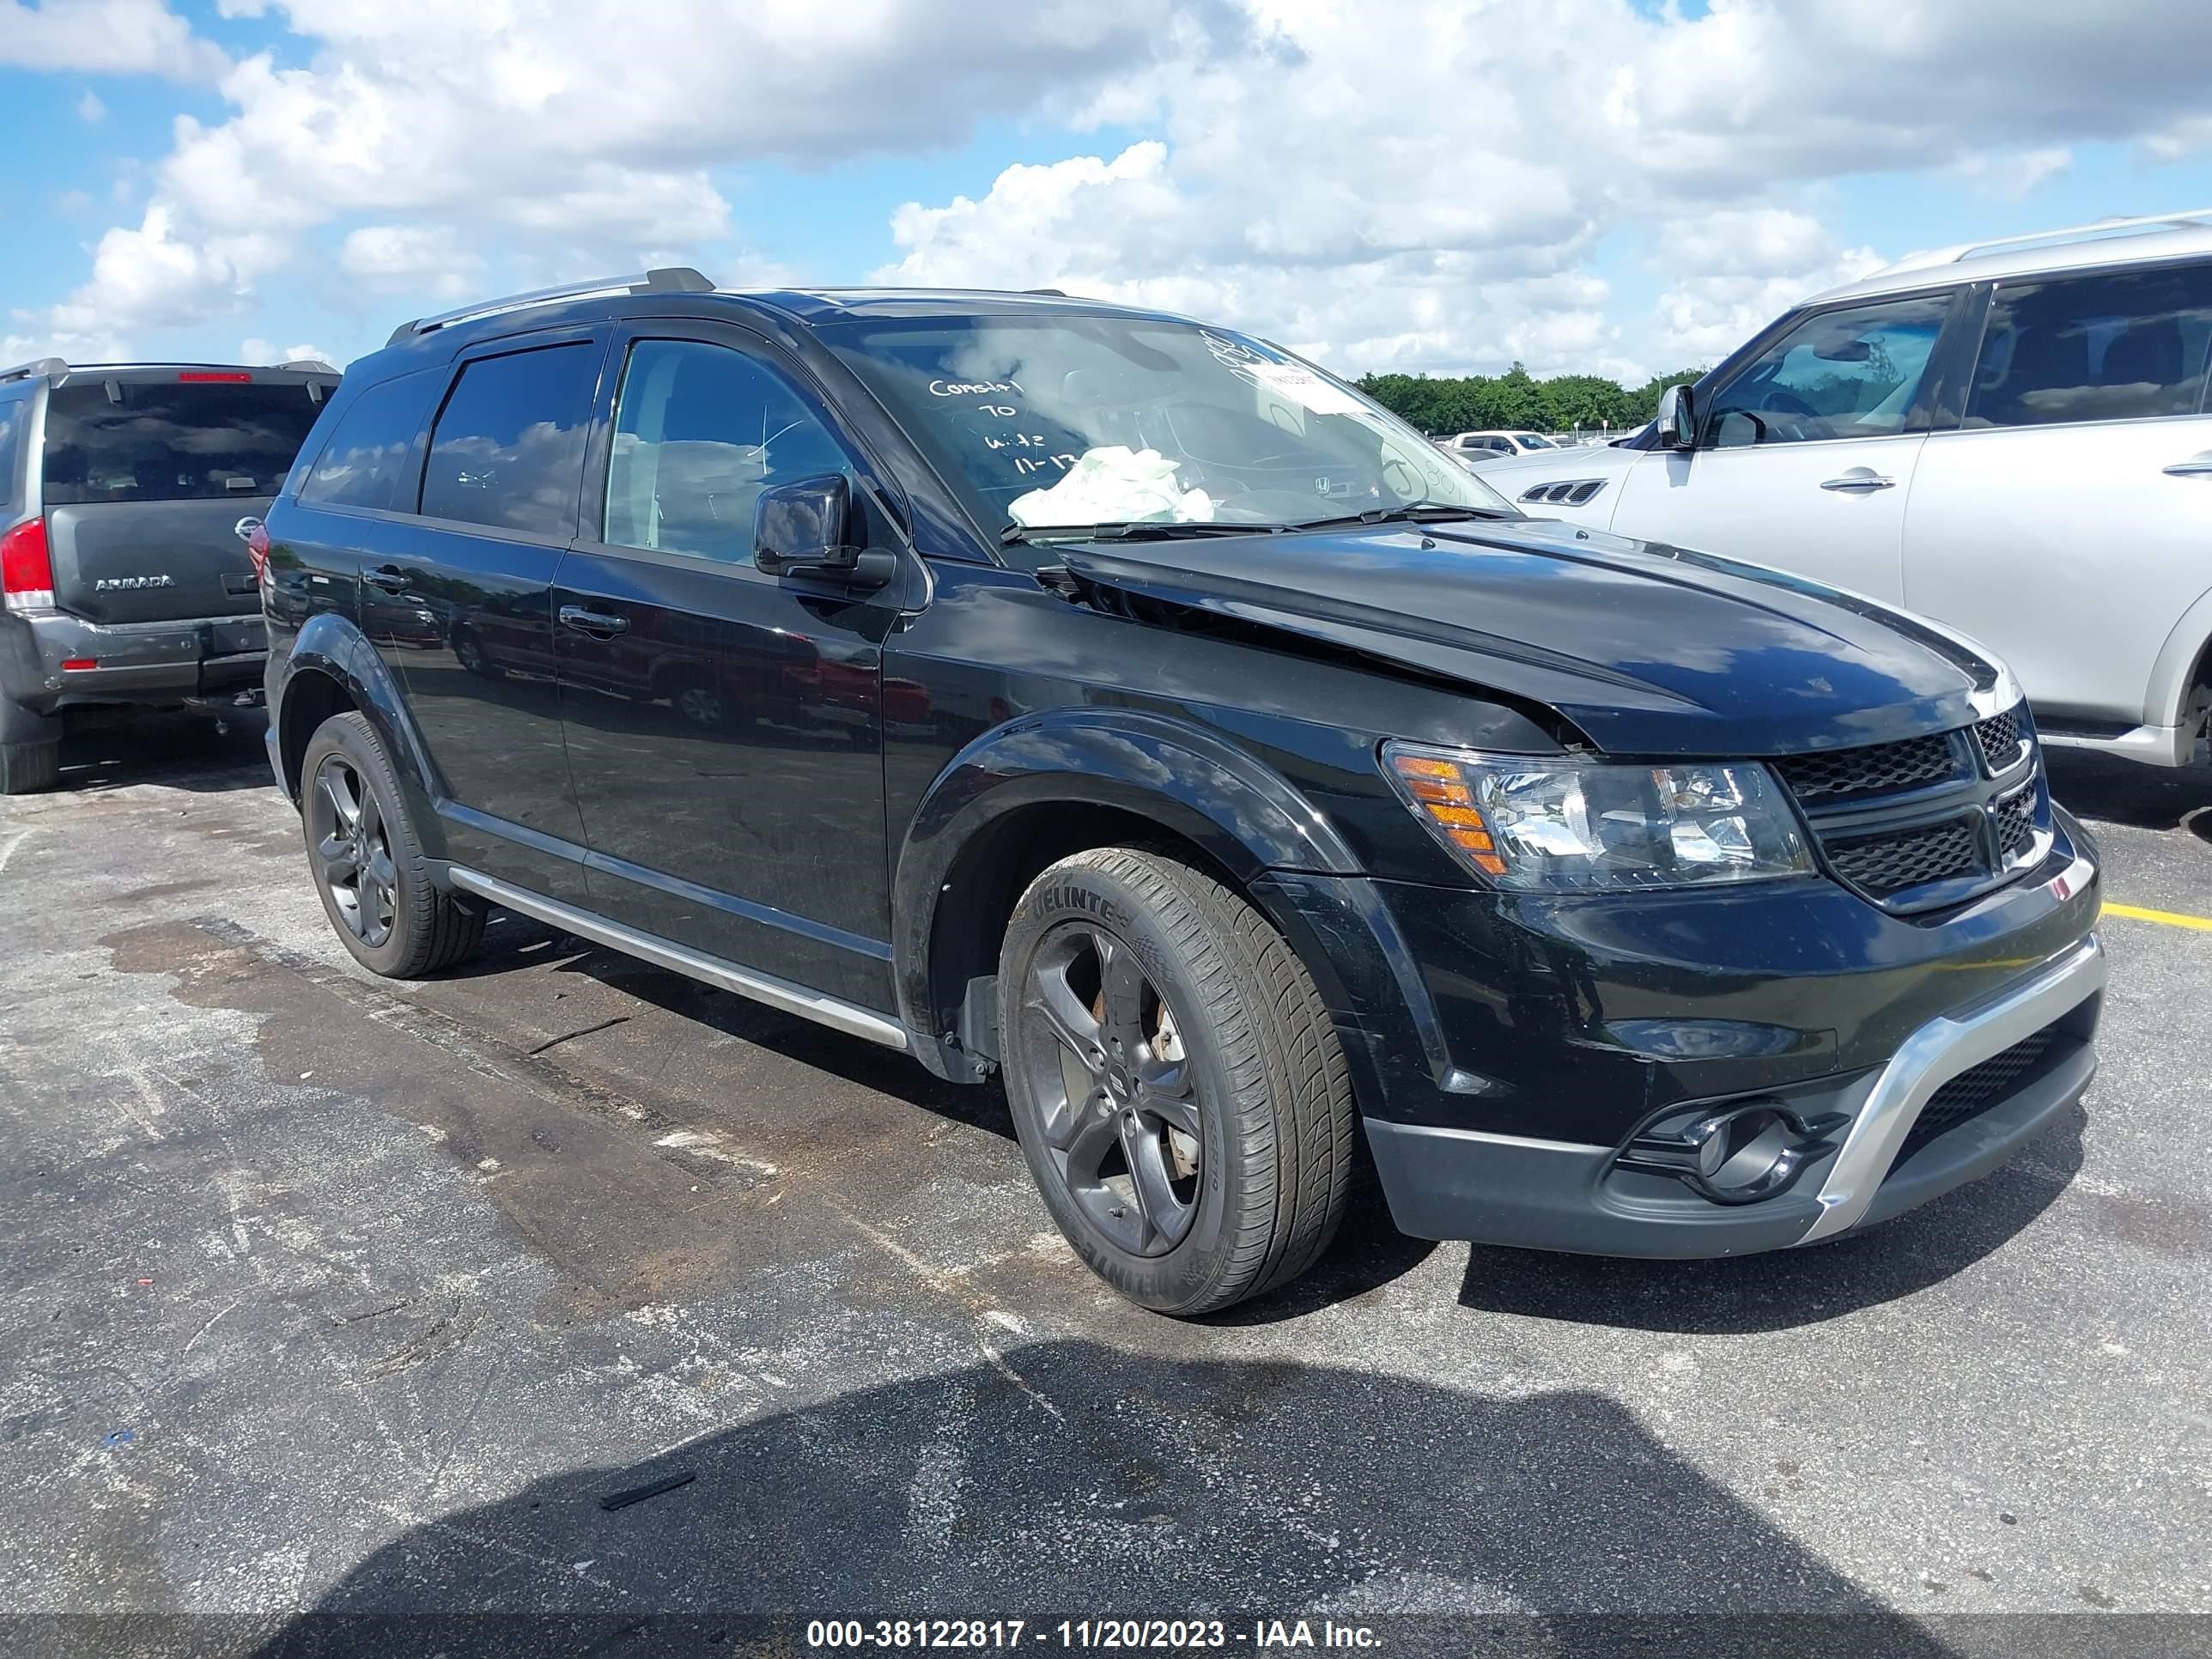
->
[0,356,340,791]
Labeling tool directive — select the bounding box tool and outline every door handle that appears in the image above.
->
[363,565,410,592]
[1819,472,1895,492]
[558,605,629,637]
[2161,456,2212,477]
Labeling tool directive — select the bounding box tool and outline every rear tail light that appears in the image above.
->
[246,521,271,583]
[2,518,55,611]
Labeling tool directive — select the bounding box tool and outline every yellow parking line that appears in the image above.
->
[2106,901,2212,933]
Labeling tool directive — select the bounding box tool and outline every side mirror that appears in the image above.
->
[753,474,895,588]
[1655,384,1697,452]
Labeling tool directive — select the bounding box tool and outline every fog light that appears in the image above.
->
[1616,1099,1848,1206]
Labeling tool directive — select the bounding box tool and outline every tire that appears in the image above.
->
[453,629,502,679]
[0,739,59,795]
[997,846,1356,1315]
[300,712,485,977]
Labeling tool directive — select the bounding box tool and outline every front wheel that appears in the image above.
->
[301,712,484,977]
[998,847,1356,1315]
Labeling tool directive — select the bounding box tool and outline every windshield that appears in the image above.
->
[822,313,1509,537]
[1515,433,1555,448]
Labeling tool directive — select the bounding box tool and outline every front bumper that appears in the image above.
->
[3,610,265,712]
[1364,930,2102,1255]
[1259,819,2105,1259]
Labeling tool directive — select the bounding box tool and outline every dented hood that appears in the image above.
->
[1057,518,2007,757]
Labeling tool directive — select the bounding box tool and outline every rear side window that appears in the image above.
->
[1966,263,2212,428]
[0,397,23,511]
[41,380,325,505]
[300,371,435,512]
[420,343,599,536]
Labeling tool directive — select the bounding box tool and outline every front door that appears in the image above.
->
[368,331,607,905]
[1610,289,1964,603]
[554,327,901,1011]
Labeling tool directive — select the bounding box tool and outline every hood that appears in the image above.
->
[1056,517,2008,758]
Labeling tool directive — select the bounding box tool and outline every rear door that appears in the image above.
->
[1903,258,2212,734]
[40,373,330,629]
[1607,289,1966,601]
[553,325,902,1010]
[368,331,608,905]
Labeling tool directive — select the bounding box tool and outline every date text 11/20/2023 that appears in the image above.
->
[805,1619,1383,1649]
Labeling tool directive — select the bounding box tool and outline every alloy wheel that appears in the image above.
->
[1018,924,1204,1255]
[309,753,398,949]
[677,684,725,727]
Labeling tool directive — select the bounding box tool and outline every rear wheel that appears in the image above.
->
[301,712,484,977]
[0,739,59,795]
[997,847,1356,1315]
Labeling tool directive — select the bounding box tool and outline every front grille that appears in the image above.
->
[1891,1030,2057,1167]
[1826,820,1982,896]
[1975,708,2027,773]
[1771,703,2047,912]
[1772,733,1960,803]
[1993,781,2038,861]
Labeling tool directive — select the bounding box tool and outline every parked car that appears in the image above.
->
[1443,429,1563,462]
[0,356,341,791]
[261,271,2105,1314]
[1480,205,2212,769]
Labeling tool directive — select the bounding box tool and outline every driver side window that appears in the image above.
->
[604,339,854,563]
[1706,294,1953,448]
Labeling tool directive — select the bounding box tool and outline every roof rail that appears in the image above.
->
[1,356,68,384]
[386,266,717,346]
[278,357,340,373]
[1875,206,2212,278]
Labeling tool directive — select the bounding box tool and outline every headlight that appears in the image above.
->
[1382,741,1814,892]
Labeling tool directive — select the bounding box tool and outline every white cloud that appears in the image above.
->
[1951,148,2074,199]
[76,89,105,121]
[18,0,2212,373]
[0,0,225,79]
[240,337,330,365]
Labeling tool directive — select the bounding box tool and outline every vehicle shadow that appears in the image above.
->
[246,1340,1958,1659]
[1456,1108,2084,1334]
[51,705,276,795]
[2045,748,2212,841]
[447,912,1442,1313]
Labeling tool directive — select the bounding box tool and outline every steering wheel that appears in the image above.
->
[1755,388,1818,417]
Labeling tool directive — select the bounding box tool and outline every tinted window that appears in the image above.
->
[420,343,598,536]
[299,371,434,511]
[603,339,854,562]
[1966,264,2212,429]
[41,380,325,504]
[1707,294,1951,447]
[0,397,23,510]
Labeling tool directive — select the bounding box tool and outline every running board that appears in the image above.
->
[446,866,911,1052]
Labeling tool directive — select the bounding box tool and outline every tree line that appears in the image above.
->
[1354,363,1706,437]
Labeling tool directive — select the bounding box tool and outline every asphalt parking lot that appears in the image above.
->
[3,710,2208,1654]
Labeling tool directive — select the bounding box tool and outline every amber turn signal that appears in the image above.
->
[1387,749,1507,875]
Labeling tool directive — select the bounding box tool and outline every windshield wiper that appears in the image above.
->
[1001,521,1262,545]
[1290,501,1515,532]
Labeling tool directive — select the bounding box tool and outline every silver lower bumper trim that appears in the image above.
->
[446,866,912,1053]
[1796,924,2105,1244]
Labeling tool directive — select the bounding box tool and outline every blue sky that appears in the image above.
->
[6,0,2212,379]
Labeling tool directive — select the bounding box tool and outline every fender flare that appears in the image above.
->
[890,707,1364,1054]
[2144,581,2212,731]
[276,612,444,850]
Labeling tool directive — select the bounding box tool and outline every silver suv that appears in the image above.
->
[1480,206,2212,769]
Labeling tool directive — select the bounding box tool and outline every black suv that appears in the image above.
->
[0,356,340,791]
[261,270,2106,1314]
